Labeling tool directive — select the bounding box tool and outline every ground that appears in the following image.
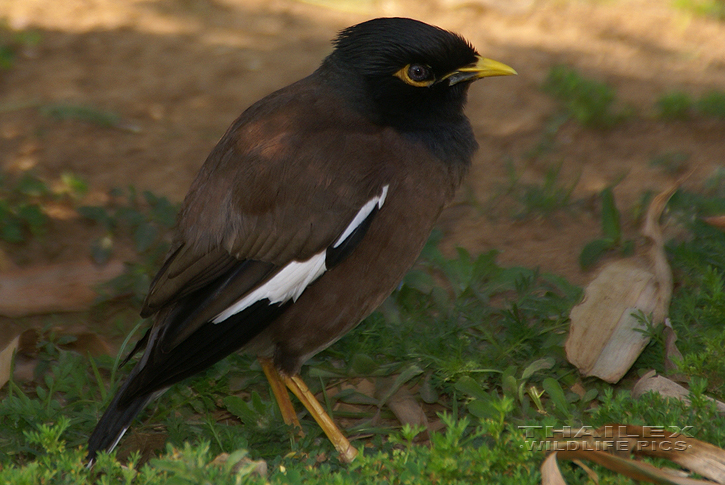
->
[1,0,724,288]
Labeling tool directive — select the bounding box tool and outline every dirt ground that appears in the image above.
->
[1,0,725,289]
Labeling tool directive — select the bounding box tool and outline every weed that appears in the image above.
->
[656,91,693,120]
[673,0,725,20]
[0,21,41,70]
[505,161,578,218]
[78,186,179,307]
[579,186,635,269]
[649,151,690,175]
[696,90,725,119]
[40,104,123,128]
[542,65,629,128]
[0,170,87,244]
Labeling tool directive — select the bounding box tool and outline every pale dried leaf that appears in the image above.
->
[0,260,124,317]
[566,181,678,383]
[387,386,428,429]
[545,424,725,484]
[632,371,725,413]
[556,449,713,484]
[0,322,21,389]
[620,424,725,484]
[541,452,567,485]
[566,260,658,382]
[663,319,685,375]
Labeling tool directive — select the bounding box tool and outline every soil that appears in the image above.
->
[1,0,724,288]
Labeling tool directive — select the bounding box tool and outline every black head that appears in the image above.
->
[321,18,516,133]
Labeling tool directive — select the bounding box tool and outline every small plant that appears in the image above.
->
[40,104,123,129]
[656,91,693,120]
[649,151,690,175]
[542,65,628,128]
[0,174,48,243]
[579,186,635,269]
[696,90,725,119]
[673,0,725,20]
[0,21,41,70]
[505,161,578,218]
[78,186,179,306]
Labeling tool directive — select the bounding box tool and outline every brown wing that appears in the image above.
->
[139,77,394,348]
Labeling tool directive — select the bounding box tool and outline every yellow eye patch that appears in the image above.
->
[394,64,435,87]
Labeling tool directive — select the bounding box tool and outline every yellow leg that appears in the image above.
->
[259,357,302,430]
[282,373,358,463]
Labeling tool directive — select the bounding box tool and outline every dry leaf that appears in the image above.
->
[663,319,685,376]
[0,259,124,317]
[0,322,21,389]
[703,216,725,231]
[565,182,678,383]
[59,331,112,357]
[632,371,725,413]
[541,452,567,485]
[387,386,428,430]
[542,424,725,484]
[211,452,267,476]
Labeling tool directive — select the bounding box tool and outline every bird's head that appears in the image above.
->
[322,18,516,130]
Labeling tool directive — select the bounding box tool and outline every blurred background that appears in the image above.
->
[0,0,724,286]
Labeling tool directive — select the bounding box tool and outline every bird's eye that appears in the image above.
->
[394,63,434,87]
[408,64,431,82]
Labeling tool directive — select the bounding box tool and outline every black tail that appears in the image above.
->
[86,366,153,465]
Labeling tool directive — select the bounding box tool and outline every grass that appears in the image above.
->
[542,66,630,128]
[656,89,725,120]
[0,170,88,244]
[501,160,578,218]
[674,0,725,20]
[1,177,725,483]
[579,186,635,269]
[0,21,41,70]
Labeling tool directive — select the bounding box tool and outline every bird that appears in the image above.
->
[87,17,516,464]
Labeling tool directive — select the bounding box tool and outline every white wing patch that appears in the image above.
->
[212,184,390,324]
[333,185,389,248]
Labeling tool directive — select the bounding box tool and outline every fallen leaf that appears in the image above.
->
[663,319,684,376]
[0,259,124,317]
[58,331,111,357]
[0,322,21,388]
[703,216,725,231]
[212,451,267,476]
[542,423,725,484]
[565,181,678,383]
[632,370,725,413]
[387,386,428,430]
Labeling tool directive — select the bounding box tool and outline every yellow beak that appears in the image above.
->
[443,56,518,85]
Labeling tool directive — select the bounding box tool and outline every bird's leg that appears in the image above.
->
[281,373,359,463]
[259,357,302,431]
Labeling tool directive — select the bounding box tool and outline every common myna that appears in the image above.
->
[87,17,516,463]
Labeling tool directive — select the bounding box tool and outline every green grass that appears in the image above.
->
[502,160,578,218]
[579,186,635,269]
[542,66,630,128]
[2,180,725,483]
[40,104,123,129]
[656,91,693,120]
[656,89,725,120]
[0,170,88,244]
[0,21,41,70]
[674,0,725,20]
